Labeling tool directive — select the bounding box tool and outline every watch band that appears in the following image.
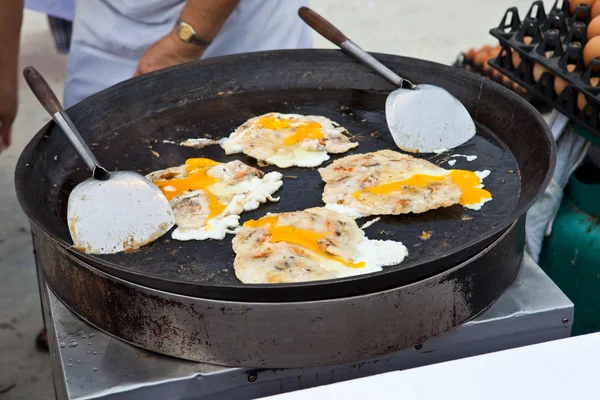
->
[175,19,212,47]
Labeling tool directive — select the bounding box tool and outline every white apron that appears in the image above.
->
[64,0,312,108]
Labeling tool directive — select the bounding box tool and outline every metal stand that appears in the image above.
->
[41,254,573,400]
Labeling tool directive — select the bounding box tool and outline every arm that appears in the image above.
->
[133,0,239,77]
[0,0,23,150]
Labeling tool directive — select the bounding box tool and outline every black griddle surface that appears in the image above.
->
[56,89,520,290]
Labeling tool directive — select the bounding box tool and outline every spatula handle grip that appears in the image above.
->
[298,7,413,89]
[23,67,63,115]
[298,7,348,46]
[23,66,111,180]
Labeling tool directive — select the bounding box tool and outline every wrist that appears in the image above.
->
[0,64,18,92]
[178,0,239,41]
[168,28,206,59]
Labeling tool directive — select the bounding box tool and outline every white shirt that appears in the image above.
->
[63,0,312,107]
[25,0,75,21]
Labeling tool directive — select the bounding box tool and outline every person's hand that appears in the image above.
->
[133,30,205,77]
[0,0,22,154]
[0,75,17,153]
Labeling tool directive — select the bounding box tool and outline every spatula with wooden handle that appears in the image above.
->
[298,7,476,153]
[23,66,175,254]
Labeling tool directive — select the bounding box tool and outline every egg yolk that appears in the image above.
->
[448,170,492,206]
[258,116,324,146]
[356,170,492,206]
[244,216,365,268]
[258,116,291,130]
[283,122,324,145]
[154,158,226,220]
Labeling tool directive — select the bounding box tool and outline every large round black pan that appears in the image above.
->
[15,50,555,302]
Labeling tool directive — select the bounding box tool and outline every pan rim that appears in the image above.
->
[14,49,556,301]
[46,218,521,305]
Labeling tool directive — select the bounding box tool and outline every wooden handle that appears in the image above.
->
[23,66,63,116]
[298,7,348,46]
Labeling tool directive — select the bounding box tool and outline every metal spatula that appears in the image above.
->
[23,67,175,254]
[298,7,476,154]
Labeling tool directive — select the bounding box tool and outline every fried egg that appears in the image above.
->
[221,113,358,168]
[232,207,408,284]
[319,150,492,217]
[146,158,283,241]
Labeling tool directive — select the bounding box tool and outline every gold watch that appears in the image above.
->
[175,19,212,47]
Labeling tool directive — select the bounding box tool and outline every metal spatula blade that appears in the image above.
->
[298,7,476,154]
[385,84,476,152]
[23,67,175,254]
[67,172,174,254]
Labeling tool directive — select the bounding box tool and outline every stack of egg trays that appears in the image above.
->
[452,52,547,107]
[489,0,600,136]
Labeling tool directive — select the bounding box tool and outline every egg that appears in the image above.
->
[146,158,283,241]
[577,76,600,112]
[578,92,589,111]
[471,44,502,71]
[589,17,600,39]
[518,85,529,95]
[465,48,476,64]
[482,59,493,75]
[474,51,491,67]
[533,63,550,81]
[221,113,358,168]
[511,49,522,69]
[584,36,600,68]
[179,138,219,148]
[318,150,492,218]
[491,67,503,80]
[554,76,572,95]
[357,169,492,211]
[570,0,596,14]
[232,207,408,284]
[593,1,600,18]
[488,44,501,59]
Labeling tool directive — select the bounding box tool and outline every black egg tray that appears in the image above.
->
[452,51,549,109]
[489,0,600,137]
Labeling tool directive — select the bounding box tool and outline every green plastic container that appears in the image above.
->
[539,162,600,336]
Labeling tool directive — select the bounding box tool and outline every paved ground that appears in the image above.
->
[0,10,67,400]
[0,1,551,399]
